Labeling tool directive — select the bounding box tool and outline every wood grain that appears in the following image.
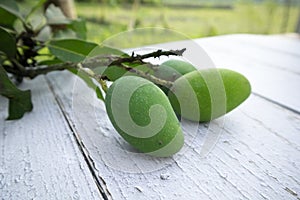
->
[47,57,300,200]
[0,76,102,199]
[45,35,300,199]
[195,35,300,113]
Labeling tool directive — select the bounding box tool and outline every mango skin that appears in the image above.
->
[105,76,184,157]
[155,59,197,81]
[168,68,251,122]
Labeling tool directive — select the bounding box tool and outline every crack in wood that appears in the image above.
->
[284,187,298,197]
[252,92,300,115]
[45,76,112,200]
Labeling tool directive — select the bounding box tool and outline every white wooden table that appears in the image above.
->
[1,34,300,200]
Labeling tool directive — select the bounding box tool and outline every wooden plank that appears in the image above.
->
[200,34,300,57]
[47,70,300,200]
[0,76,102,199]
[196,35,300,75]
[195,36,300,113]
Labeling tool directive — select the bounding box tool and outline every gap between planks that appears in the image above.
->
[45,76,112,200]
[251,92,300,116]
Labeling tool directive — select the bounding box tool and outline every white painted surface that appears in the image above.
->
[1,35,300,200]
[46,72,300,200]
[195,35,300,113]
[0,77,102,199]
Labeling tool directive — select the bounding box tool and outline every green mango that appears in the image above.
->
[168,68,251,122]
[105,76,184,157]
[155,59,197,81]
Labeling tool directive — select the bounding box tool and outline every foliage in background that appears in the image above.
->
[16,0,300,47]
[76,0,299,46]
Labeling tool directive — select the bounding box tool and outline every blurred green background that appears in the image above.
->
[23,0,300,45]
[75,0,299,44]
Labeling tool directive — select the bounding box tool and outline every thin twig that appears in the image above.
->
[109,48,186,66]
[7,62,76,79]
[77,64,108,93]
[11,59,27,73]
[120,63,173,88]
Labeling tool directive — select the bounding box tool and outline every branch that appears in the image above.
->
[27,63,76,78]
[138,48,186,59]
[6,62,77,79]
[4,48,185,87]
[109,48,186,66]
[76,64,108,93]
[119,63,173,88]
[82,48,185,73]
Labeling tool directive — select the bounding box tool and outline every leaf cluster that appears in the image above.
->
[0,0,106,119]
[0,0,184,120]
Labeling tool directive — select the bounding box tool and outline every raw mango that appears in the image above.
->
[168,68,251,122]
[105,76,184,157]
[155,59,197,81]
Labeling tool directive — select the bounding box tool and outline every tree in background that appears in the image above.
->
[280,0,291,33]
[296,7,300,33]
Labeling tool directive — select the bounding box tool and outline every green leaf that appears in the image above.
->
[53,28,77,39]
[36,26,51,42]
[0,0,24,29]
[84,46,128,80]
[68,68,104,101]
[0,0,19,15]
[25,0,47,22]
[89,45,127,57]
[52,21,87,40]
[0,26,16,58]
[0,65,33,120]
[0,55,4,65]
[37,57,63,66]
[45,4,70,25]
[68,18,87,39]
[48,39,98,63]
[0,7,17,29]
[26,12,46,32]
